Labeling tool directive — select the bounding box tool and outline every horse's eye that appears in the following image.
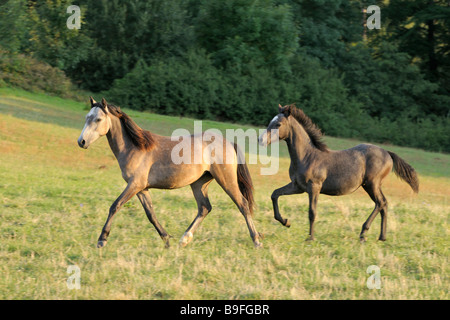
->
[96,118,102,122]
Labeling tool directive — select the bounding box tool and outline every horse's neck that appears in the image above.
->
[106,116,132,160]
[286,119,316,164]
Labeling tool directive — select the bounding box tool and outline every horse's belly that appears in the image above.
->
[321,185,361,196]
[321,174,363,196]
[148,163,207,189]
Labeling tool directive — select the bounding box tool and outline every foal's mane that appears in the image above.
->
[95,103,157,151]
[285,104,329,152]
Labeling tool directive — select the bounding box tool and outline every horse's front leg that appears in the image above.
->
[136,190,172,248]
[271,182,303,227]
[97,182,142,248]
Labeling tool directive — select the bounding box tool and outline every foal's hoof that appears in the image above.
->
[305,236,314,241]
[359,237,366,244]
[284,219,291,228]
[97,240,107,248]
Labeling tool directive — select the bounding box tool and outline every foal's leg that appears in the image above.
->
[136,190,172,248]
[179,174,213,247]
[378,189,388,241]
[271,182,303,227]
[97,182,142,248]
[306,182,321,241]
[360,182,387,242]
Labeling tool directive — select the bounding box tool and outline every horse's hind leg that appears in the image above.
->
[212,167,262,248]
[306,181,321,241]
[136,190,172,248]
[179,173,213,247]
[360,182,388,242]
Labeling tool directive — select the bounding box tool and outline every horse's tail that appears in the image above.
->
[233,143,255,216]
[387,151,419,193]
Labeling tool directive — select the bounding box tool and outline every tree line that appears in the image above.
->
[1,0,449,152]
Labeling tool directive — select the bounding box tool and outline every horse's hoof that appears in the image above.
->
[359,237,366,244]
[284,219,291,228]
[97,240,107,248]
[305,236,314,241]
[162,235,171,248]
[378,237,386,242]
[179,231,193,248]
[254,242,263,249]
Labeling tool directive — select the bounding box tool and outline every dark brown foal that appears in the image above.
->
[260,104,419,242]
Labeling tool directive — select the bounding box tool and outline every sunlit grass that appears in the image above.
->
[0,88,448,299]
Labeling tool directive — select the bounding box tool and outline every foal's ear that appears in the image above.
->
[90,96,96,107]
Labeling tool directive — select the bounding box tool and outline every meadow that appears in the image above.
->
[0,88,448,299]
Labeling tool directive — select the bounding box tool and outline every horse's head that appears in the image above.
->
[259,104,291,146]
[77,97,112,149]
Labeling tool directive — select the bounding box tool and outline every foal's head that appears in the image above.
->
[259,104,291,147]
[259,104,328,152]
[77,97,112,149]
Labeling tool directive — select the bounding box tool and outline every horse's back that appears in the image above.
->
[354,143,393,182]
[337,143,393,181]
[319,144,392,195]
[147,132,238,189]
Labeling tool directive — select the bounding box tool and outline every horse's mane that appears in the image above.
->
[95,103,157,151]
[285,104,329,152]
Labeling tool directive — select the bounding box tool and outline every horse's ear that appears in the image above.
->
[90,96,96,107]
[278,104,290,117]
[100,98,109,113]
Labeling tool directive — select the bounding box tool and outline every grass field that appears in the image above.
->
[0,88,448,300]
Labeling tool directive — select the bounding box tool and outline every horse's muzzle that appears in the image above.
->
[78,138,88,149]
[259,132,269,147]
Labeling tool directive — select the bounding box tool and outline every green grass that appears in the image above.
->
[0,88,448,299]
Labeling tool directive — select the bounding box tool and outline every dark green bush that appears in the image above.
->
[0,50,85,101]
[106,50,356,125]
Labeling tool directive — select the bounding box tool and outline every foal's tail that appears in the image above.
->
[233,143,255,216]
[387,151,419,193]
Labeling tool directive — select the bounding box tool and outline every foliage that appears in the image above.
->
[379,0,450,95]
[0,0,448,152]
[195,0,298,75]
[340,42,450,119]
[0,50,85,101]
[68,0,194,92]
[106,50,360,131]
[0,0,27,52]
